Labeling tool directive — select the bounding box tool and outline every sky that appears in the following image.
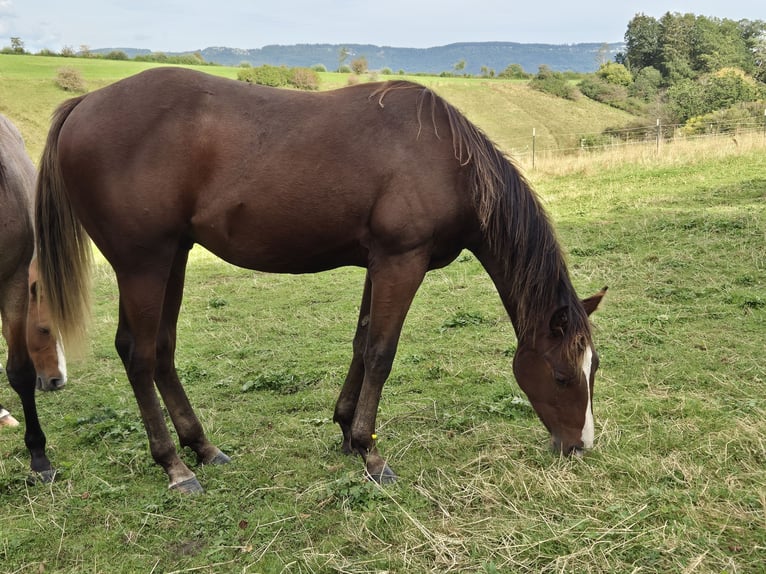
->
[0,0,762,54]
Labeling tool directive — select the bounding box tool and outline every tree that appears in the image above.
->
[453,59,466,74]
[338,47,351,72]
[499,63,529,79]
[10,37,25,54]
[658,12,696,82]
[628,66,662,101]
[620,13,660,72]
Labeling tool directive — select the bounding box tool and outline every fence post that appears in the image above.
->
[656,119,661,154]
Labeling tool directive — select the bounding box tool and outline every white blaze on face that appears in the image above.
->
[581,345,594,449]
[56,339,68,384]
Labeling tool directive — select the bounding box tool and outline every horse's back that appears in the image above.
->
[0,114,35,277]
[54,68,477,272]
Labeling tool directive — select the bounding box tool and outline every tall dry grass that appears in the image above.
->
[516,129,766,180]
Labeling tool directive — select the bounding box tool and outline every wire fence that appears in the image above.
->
[505,115,766,170]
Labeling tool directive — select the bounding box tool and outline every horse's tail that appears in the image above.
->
[34,96,92,355]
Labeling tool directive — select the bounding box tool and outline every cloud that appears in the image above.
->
[0,0,15,15]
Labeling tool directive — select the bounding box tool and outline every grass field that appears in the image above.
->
[1,55,765,573]
[0,54,633,163]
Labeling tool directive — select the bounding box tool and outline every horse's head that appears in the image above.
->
[27,262,67,391]
[513,288,606,455]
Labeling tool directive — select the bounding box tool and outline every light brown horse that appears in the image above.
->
[36,68,605,493]
[0,114,66,479]
[1,258,67,428]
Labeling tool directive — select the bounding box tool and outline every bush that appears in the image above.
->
[529,66,579,100]
[104,50,128,61]
[596,62,632,86]
[629,66,662,101]
[55,67,87,92]
[290,67,320,90]
[681,101,766,135]
[351,57,368,75]
[498,63,530,79]
[237,64,291,87]
[237,64,321,90]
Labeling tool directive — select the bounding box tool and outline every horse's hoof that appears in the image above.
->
[170,477,204,494]
[366,464,397,485]
[26,468,57,485]
[204,451,231,465]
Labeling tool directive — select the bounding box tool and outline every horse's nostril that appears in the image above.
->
[36,377,66,391]
[48,378,66,390]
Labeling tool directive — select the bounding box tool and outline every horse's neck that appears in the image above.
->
[473,244,563,343]
[473,246,524,334]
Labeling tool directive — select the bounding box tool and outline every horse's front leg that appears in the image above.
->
[1,296,54,481]
[349,255,427,484]
[334,273,371,453]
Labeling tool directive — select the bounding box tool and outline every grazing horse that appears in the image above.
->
[35,68,605,493]
[0,114,65,480]
[1,258,67,428]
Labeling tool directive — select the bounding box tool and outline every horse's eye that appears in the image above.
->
[37,326,51,335]
[553,373,569,386]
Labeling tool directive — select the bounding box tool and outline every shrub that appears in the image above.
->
[311,63,327,72]
[290,67,320,90]
[596,62,632,86]
[104,50,128,60]
[237,64,291,87]
[237,65,320,90]
[498,63,530,79]
[629,66,662,101]
[529,66,579,100]
[55,67,87,92]
[351,57,368,75]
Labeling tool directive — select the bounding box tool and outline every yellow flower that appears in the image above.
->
[371,433,378,441]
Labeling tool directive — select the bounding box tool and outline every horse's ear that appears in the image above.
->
[549,306,569,337]
[582,286,608,316]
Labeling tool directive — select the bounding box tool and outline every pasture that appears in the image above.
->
[1,56,765,572]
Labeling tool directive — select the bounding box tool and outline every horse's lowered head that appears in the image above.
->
[512,288,607,455]
[27,259,67,391]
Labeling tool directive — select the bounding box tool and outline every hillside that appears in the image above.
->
[0,55,633,162]
[95,41,625,75]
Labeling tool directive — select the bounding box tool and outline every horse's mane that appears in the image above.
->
[371,81,592,353]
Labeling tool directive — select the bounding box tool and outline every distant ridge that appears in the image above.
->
[94,42,624,74]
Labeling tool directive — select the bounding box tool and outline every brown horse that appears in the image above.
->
[35,68,605,493]
[0,114,65,479]
[1,257,67,428]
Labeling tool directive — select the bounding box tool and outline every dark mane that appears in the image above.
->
[373,81,592,352]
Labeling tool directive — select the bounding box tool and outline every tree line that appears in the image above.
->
[527,13,766,135]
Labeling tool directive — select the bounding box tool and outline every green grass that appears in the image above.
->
[0,54,632,162]
[1,55,765,573]
[1,149,764,573]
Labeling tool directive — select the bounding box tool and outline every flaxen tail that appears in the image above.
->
[34,96,92,355]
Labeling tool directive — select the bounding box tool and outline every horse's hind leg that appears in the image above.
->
[114,268,201,493]
[153,246,230,466]
[333,272,371,454]
[0,280,54,480]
